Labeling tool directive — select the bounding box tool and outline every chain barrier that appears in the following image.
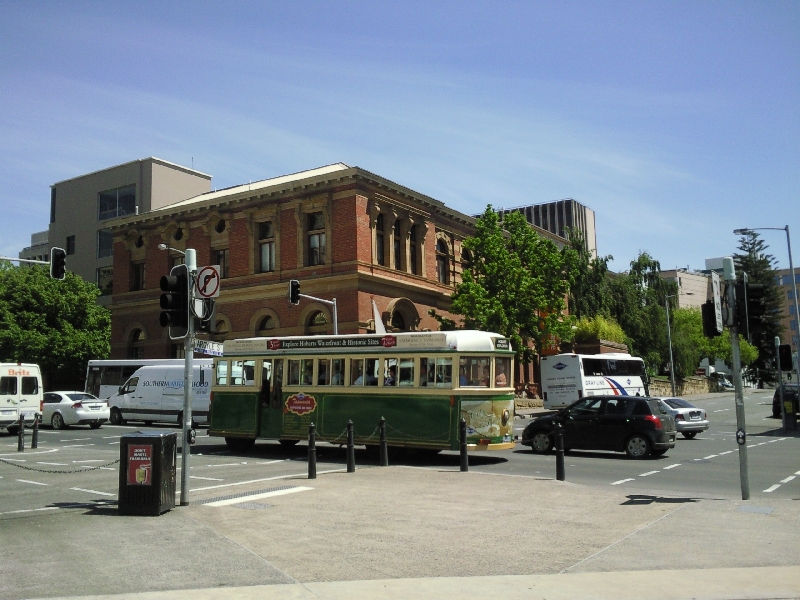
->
[0,457,120,474]
[385,423,451,441]
[322,423,451,444]
[327,427,350,445]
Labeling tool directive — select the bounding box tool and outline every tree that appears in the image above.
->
[0,263,111,390]
[438,207,577,365]
[565,228,613,319]
[733,231,784,384]
[573,315,626,344]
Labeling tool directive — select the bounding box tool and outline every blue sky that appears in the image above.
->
[1,1,798,273]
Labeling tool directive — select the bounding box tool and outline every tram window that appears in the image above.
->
[384,358,397,386]
[420,358,435,386]
[351,359,364,385]
[271,360,283,409]
[398,358,414,386]
[288,360,301,386]
[301,359,314,385]
[494,357,511,387]
[260,360,272,405]
[331,359,344,385]
[435,358,452,388]
[459,356,490,387]
[365,358,379,386]
[318,359,330,385]
[216,361,229,386]
[230,360,254,385]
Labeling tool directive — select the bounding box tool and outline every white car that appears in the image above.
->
[42,392,110,430]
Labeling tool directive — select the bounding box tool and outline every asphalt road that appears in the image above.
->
[1,390,797,518]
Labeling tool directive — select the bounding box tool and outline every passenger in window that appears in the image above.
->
[459,367,468,386]
[331,362,343,385]
[495,364,507,387]
[303,363,313,385]
[384,365,397,386]
[482,366,491,387]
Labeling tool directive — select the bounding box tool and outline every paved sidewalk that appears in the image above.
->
[3,463,798,600]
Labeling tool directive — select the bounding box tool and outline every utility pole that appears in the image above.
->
[180,249,196,506]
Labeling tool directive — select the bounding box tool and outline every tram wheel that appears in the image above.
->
[225,437,256,452]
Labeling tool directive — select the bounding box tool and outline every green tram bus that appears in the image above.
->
[208,330,516,452]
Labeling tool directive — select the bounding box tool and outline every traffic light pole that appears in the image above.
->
[180,249,196,506]
[724,257,750,500]
[775,336,787,434]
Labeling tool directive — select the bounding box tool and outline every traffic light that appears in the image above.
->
[159,264,189,339]
[289,279,300,305]
[49,247,66,280]
[733,280,768,335]
[701,301,721,338]
[778,344,793,372]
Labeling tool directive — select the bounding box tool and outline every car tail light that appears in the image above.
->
[209,392,214,405]
[71,402,83,409]
[644,414,663,430]
[39,400,43,412]
[675,414,685,421]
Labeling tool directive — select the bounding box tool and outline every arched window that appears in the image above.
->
[306,310,329,336]
[436,239,450,284]
[376,214,385,266]
[128,328,145,359]
[257,316,275,335]
[390,311,406,331]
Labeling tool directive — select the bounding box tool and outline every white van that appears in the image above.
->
[0,363,43,434]
[108,363,212,427]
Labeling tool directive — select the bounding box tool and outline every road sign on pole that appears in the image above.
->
[195,265,221,298]
[711,271,723,334]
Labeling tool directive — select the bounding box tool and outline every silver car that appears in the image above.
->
[656,397,709,439]
[42,392,110,430]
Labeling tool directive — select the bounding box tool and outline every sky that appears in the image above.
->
[1,1,798,274]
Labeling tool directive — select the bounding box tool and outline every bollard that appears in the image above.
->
[554,421,565,481]
[31,413,39,449]
[17,414,24,452]
[308,423,316,479]
[346,420,355,473]
[459,417,468,472]
[379,417,388,467]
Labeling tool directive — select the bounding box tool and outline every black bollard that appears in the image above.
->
[554,421,565,481]
[379,417,388,467]
[17,414,24,452]
[459,417,468,472]
[308,423,316,479]
[346,420,355,473]
[31,413,39,449]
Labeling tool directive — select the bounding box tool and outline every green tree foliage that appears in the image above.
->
[439,207,578,364]
[573,315,626,344]
[733,231,784,383]
[566,228,613,319]
[0,263,110,389]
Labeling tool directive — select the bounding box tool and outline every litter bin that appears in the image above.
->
[118,431,177,516]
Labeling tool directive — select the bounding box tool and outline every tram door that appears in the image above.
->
[258,359,284,439]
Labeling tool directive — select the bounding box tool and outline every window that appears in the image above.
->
[790,305,797,315]
[98,184,136,221]
[409,226,418,275]
[214,249,229,279]
[258,221,275,273]
[307,212,326,266]
[317,358,344,385]
[128,328,145,359]
[50,188,56,223]
[215,361,229,386]
[420,357,452,387]
[170,255,184,269]
[436,240,449,284]
[96,267,113,296]
[351,358,378,386]
[459,356,490,387]
[66,235,76,255]
[0,377,17,395]
[97,229,113,259]
[170,343,185,359]
[394,220,402,270]
[131,263,145,291]
[257,316,275,334]
[122,377,139,394]
[21,377,38,395]
[494,357,511,387]
[288,360,302,386]
[231,360,256,385]
[330,358,344,385]
[376,214,385,266]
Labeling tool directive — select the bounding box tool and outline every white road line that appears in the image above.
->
[208,463,243,467]
[37,462,67,466]
[780,476,796,484]
[189,475,224,481]
[0,507,59,515]
[204,486,313,507]
[191,468,346,492]
[70,487,115,497]
[102,435,121,439]
[611,478,635,485]
[109,441,120,445]
[719,451,734,455]
[713,409,729,413]
[72,460,104,463]
[0,458,26,462]
[61,438,90,442]
[763,484,781,493]
[253,460,286,466]
[663,464,681,470]
[703,455,717,459]
[639,471,659,477]
[17,479,48,486]
[795,470,800,476]
[0,449,57,457]
[61,444,95,448]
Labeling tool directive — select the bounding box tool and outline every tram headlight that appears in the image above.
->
[501,409,510,426]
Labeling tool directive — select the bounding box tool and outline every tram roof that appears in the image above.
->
[222,330,512,356]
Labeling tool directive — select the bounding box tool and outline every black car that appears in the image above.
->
[521,395,677,459]
[772,385,799,418]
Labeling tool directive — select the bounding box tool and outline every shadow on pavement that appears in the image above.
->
[621,495,700,506]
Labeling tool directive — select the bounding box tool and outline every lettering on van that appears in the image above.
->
[7,369,31,376]
[141,380,210,388]
[285,393,316,416]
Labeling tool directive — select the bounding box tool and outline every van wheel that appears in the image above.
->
[51,413,66,430]
[109,409,124,425]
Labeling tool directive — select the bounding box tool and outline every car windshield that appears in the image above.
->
[66,393,97,401]
[664,398,694,409]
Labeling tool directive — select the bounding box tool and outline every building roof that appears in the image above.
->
[51,157,212,186]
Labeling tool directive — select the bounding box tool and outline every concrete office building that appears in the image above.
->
[18,230,50,263]
[775,268,800,352]
[659,269,710,309]
[46,158,211,304]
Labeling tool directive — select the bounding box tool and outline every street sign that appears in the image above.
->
[711,271,723,333]
[193,339,223,356]
[195,265,221,298]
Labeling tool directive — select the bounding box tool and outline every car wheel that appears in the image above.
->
[109,408,124,425]
[681,431,697,439]
[90,422,102,429]
[625,434,651,459]
[51,413,66,430]
[225,437,256,452]
[530,431,553,454]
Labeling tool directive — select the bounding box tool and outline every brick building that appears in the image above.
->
[109,163,565,366]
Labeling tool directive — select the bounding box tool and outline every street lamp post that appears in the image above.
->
[665,291,694,397]
[733,226,800,369]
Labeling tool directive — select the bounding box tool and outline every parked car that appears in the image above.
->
[42,392,109,430]
[772,385,799,419]
[655,397,709,439]
[521,395,676,459]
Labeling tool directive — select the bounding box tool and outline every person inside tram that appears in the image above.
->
[495,364,507,387]
[384,365,397,386]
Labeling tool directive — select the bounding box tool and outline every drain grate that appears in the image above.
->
[738,505,774,514]
[192,485,296,506]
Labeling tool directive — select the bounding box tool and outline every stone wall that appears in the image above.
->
[649,376,716,397]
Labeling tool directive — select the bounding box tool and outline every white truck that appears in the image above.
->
[0,363,43,434]
[108,363,213,427]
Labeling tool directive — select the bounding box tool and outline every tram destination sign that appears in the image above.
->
[224,333,449,355]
